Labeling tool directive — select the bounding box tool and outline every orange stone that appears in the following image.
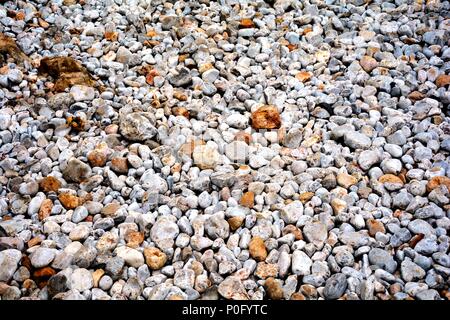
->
[360,55,378,73]
[427,176,450,193]
[144,247,167,270]
[39,176,61,193]
[251,105,281,130]
[239,18,254,28]
[104,31,118,41]
[38,198,53,221]
[58,193,80,210]
[299,192,314,204]
[287,44,297,51]
[110,157,128,174]
[303,27,313,35]
[436,74,450,88]
[101,202,121,217]
[126,231,144,248]
[291,292,306,300]
[296,71,312,83]
[173,91,188,101]
[228,216,244,231]
[173,106,190,118]
[28,236,43,248]
[255,262,278,279]
[378,174,404,185]
[33,267,56,289]
[367,219,386,237]
[249,236,267,262]
[87,149,107,167]
[92,269,105,288]
[240,191,255,208]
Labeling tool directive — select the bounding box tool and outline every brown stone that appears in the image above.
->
[33,267,56,288]
[87,150,107,167]
[0,32,28,65]
[282,225,303,240]
[38,199,53,221]
[336,173,358,188]
[255,263,278,279]
[249,236,267,262]
[104,31,118,41]
[239,18,254,28]
[39,176,61,193]
[407,91,426,101]
[110,157,128,174]
[331,198,347,214]
[264,277,283,300]
[240,191,254,208]
[38,56,96,92]
[299,192,314,204]
[378,174,404,185]
[234,131,252,144]
[144,247,167,270]
[173,91,188,101]
[126,231,144,248]
[251,105,281,130]
[367,219,386,237]
[290,292,306,300]
[426,176,450,193]
[173,106,190,118]
[92,269,105,288]
[360,55,378,73]
[436,74,450,88]
[21,255,32,271]
[228,216,244,231]
[27,236,43,248]
[409,233,424,249]
[58,193,80,210]
[296,71,312,83]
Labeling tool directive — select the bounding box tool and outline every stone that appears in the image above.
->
[119,112,157,141]
[71,268,93,292]
[205,215,229,240]
[174,269,195,289]
[251,105,281,130]
[150,217,179,247]
[249,237,267,262]
[70,85,95,101]
[360,56,378,73]
[323,273,347,300]
[0,249,22,282]
[115,246,145,268]
[435,74,450,88]
[280,200,304,224]
[264,277,283,300]
[218,276,249,300]
[225,141,249,162]
[144,247,167,270]
[368,248,397,273]
[30,247,56,268]
[344,132,371,149]
[38,199,53,221]
[240,191,255,208]
[292,250,312,276]
[401,259,426,282]
[63,158,92,183]
[427,176,450,193]
[367,219,386,237]
[192,145,220,170]
[337,173,358,188]
[303,221,328,247]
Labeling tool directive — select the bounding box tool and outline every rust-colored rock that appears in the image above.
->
[240,191,255,208]
[296,71,312,83]
[87,149,107,167]
[126,231,144,248]
[39,176,61,193]
[251,105,281,130]
[38,56,96,92]
[291,292,306,300]
[0,32,28,65]
[436,74,450,88]
[378,174,404,185]
[58,193,80,210]
[33,267,56,289]
[110,157,128,174]
[367,219,386,237]
[173,106,190,118]
[66,116,85,132]
[265,277,283,300]
[101,202,121,217]
[144,247,167,270]
[336,173,358,188]
[104,31,118,41]
[239,18,254,28]
[228,216,244,231]
[28,236,43,248]
[426,176,450,193]
[409,233,424,249]
[38,199,53,221]
[249,236,267,262]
